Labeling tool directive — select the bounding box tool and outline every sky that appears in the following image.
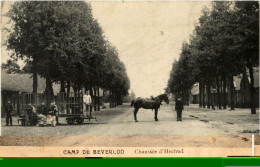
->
[1,1,210,97]
[90,1,210,97]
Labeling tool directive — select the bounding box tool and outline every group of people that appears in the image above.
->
[5,100,59,127]
[34,101,59,127]
[5,90,93,127]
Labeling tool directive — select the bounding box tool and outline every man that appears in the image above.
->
[38,102,47,115]
[49,101,59,126]
[175,97,184,121]
[83,90,92,118]
[26,103,35,126]
[5,100,13,126]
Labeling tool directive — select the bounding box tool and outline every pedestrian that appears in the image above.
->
[5,100,13,126]
[83,90,92,118]
[49,101,59,126]
[175,97,184,121]
[26,103,34,126]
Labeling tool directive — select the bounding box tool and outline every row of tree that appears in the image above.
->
[4,1,130,106]
[166,1,259,114]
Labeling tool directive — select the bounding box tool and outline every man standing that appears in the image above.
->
[49,101,59,126]
[83,90,92,118]
[5,100,13,126]
[175,97,184,121]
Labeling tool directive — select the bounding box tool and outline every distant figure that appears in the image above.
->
[50,101,59,125]
[26,103,33,125]
[175,98,184,121]
[5,100,13,126]
[83,90,93,117]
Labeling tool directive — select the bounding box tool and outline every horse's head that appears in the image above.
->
[158,94,169,104]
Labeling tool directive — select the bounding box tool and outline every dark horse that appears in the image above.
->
[133,94,169,122]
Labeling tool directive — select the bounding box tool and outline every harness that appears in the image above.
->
[147,97,160,108]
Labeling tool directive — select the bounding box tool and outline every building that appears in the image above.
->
[1,70,60,116]
[190,83,199,104]
[190,68,259,108]
[232,68,259,108]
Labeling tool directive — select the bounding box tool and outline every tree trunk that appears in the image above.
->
[186,90,189,106]
[211,91,215,110]
[181,89,185,105]
[202,83,205,108]
[66,79,71,111]
[229,76,235,110]
[93,86,97,111]
[32,59,38,93]
[114,92,117,107]
[175,92,178,104]
[45,66,52,107]
[223,75,227,109]
[206,83,211,108]
[109,91,112,108]
[89,86,94,110]
[216,77,221,109]
[60,78,65,92]
[67,79,71,93]
[248,65,256,114]
[199,81,202,107]
[96,87,100,110]
[33,72,38,93]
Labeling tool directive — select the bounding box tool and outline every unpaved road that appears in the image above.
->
[0,104,257,147]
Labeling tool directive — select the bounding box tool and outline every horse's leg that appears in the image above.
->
[134,108,139,122]
[154,108,158,121]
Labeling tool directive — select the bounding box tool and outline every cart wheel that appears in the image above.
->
[67,119,75,125]
[76,119,83,125]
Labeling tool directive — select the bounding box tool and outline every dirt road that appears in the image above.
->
[1,103,257,147]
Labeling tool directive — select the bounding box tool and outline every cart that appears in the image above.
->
[57,92,97,125]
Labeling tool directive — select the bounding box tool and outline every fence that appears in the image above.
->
[12,93,45,115]
[11,92,103,116]
[57,92,84,115]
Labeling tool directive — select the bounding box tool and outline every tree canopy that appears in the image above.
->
[167,1,259,113]
[6,1,130,105]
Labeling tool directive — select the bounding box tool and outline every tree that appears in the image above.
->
[1,59,21,74]
[233,1,259,114]
[167,1,259,114]
[6,1,130,107]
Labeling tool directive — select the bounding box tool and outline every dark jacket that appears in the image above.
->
[5,104,13,115]
[175,100,183,111]
[38,105,47,115]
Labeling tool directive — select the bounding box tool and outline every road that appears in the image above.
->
[1,103,257,147]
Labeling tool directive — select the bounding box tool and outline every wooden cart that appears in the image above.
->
[57,92,97,125]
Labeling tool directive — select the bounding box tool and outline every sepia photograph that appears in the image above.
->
[0,0,259,157]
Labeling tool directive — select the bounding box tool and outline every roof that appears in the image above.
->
[234,67,259,90]
[191,83,199,95]
[251,68,259,88]
[234,75,242,91]
[1,70,60,95]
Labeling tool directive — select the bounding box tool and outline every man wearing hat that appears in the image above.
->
[175,97,184,121]
[5,100,13,126]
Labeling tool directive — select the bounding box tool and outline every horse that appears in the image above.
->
[133,93,169,122]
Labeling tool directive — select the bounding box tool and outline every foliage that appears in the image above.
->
[6,1,130,105]
[167,1,259,112]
